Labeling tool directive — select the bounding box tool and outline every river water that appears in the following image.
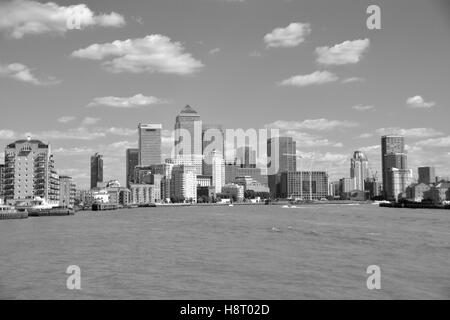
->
[0,204,449,299]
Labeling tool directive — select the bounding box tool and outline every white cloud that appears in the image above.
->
[71,35,204,75]
[415,136,450,148]
[0,129,16,140]
[267,119,358,131]
[358,133,374,139]
[0,62,59,85]
[209,48,220,55]
[57,116,76,123]
[249,51,263,58]
[105,127,137,137]
[375,127,443,138]
[315,39,370,65]
[352,105,375,111]
[87,93,169,108]
[278,70,338,87]
[264,22,311,48]
[406,95,435,108]
[342,77,365,84]
[81,117,100,126]
[0,0,125,39]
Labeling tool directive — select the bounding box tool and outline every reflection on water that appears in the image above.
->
[0,204,449,300]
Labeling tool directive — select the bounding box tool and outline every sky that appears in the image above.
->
[0,0,449,188]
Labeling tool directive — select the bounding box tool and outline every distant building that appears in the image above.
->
[171,164,198,203]
[150,163,174,202]
[418,167,436,185]
[138,124,162,166]
[90,153,103,189]
[197,175,212,187]
[279,171,328,200]
[235,146,257,168]
[203,150,225,194]
[350,151,369,191]
[202,123,224,158]
[174,105,202,175]
[387,168,413,201]
[0,163,4,202]
[225,164,267,186]
[4,138,59,205]
[221,183,244,202]
[406,183,431,202]
[59,176,76,208]
[339,178,354,199]
[364,178,382,199]
[130,184,161,205]
[381,135,406,199]
[126,148,139,189]
[267,136,296,175]
[423,182,450,204]
[329,181,340,198]
[235,176,270,193]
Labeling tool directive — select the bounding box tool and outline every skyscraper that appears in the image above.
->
[235,146,257,168]
[174,105,203,175]
[59,175,76,208]
[350,151,369,191]
[138,123,162,166]
[0,163,4,203]
[267,136,297,174]
[4,138,59,205]
[418,167,436,185]
[381,135,407,199]
[90,153,103,189]
[202,123,224,157]
[126,148,139,189]
[174,105,202,157]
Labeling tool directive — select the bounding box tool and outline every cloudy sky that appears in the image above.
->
[0,0,449,188]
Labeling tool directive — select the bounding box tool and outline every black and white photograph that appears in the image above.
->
[0,0,449,307]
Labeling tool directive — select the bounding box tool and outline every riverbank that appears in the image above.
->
[380,202,450,210]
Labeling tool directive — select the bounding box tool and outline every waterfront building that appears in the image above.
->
[418,167,436,185]
[381,135,406,199]
[197,175,212,187]
[126,148,139,189]
[406,183,431,202]
[90,153,103,189]
[149,163,174,202]
[350,151,370,191]
[130,184,161,205]
[138,123,162,167]
[339,177,355,200]
[171,164,198,203]
[235,176,270,193]
[221,183,244,202]
[423,182,450,204]
[4,138,59,205]
[364,178,382,199]
[225,164,267,186]
[0,163,4,202]
[59,175,76,208]
[387,168,413,201]
[279,171,328,200]
[203,150,225,194]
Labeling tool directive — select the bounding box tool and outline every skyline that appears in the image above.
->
[1,0,449,188]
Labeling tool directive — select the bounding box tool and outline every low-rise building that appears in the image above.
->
[406,183,431,202]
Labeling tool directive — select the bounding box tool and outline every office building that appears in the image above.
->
[4,138,59,205]
[267,136,297,175]
[171,164,198,203]
[59,175,76,208]
[279,171,328,200]
[418,167,436,185]
[202,123,224,157]
[126,148,139,189]
[235,146,257,168]
[203,150,225,194]
[225,164,268,186]
[0,163,4,202]
[138,124,162,166]
[350,151,369,191]
[381,135,406,199]
[387,168,413,201]
[90,153,103,189]
[174,105,202,160]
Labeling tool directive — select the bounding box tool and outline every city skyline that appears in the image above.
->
[1,0,449,189]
